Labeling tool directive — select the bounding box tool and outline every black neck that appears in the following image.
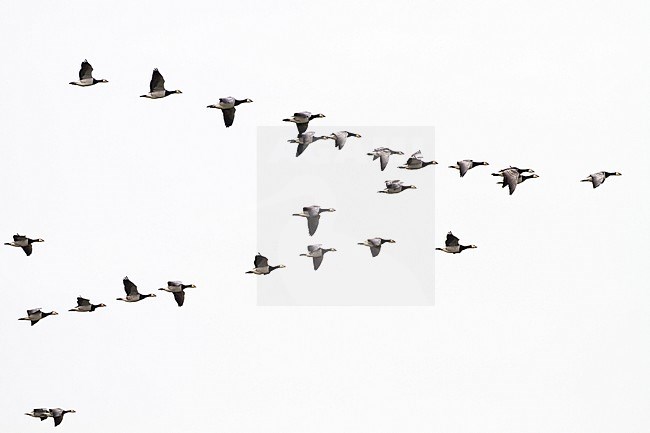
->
[422,161,435,167]
[459,245,472,251]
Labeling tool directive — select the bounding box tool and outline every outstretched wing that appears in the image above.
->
[222,108,236,127]
[76,297,90,307]
[173,291,185,307]
[313,255,324,270]
[79,60,93,80]
[307,216,320,236]
[379,153,389,171]
[458,160,472,177]
[591,172,606,188]
[445,232,459,247]
[123,277,138,296]
[27,308,41,315]
[296,141,310,157]
[370,245,381,257]
[254,254,268,269]
[150,68,165,93]
[296,122,308,134]
[13,234,26,242]
[22,245,33,256]
[411,150,423,160]
[503,169,519,195]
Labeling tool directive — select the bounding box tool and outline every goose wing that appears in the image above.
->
[76,297,91,307]
[297,122,309,134]
[307,215,320,236]
[411,150,423,160]
[502,169,519,195]
[254,254,268,269]
[445,232,459,247]
[173,291,185,307]
[21,245,33,256]
[303,205,319,216]
[79,60,93,80]
[307,244,322,253]
[313,255,324,270]
[458,160,472,177]
[27,308,42,316]
[591,172,606,188]
[370,245,381,257]
[49,409,63,427]
[333,132,347,149]
[222,108,236,127]
[123,277,139,296]
[379,152,390,171]
[13,234,26,242]
[150,68,165,93]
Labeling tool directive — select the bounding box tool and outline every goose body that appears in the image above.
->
[69,297,106,312]
[288,132,330,157]
[207,97,253,127]
[292,205,335,236]
[378,180,416,194]
[69,60,107,86]
[398,150,437,170]
[300,244,337,270]
[4,234,44,256]
[325,131,361,150]
[448,160,489,177]
[159,281,196,307]
[282,111,325,134]
[246,254,286,275]
[357,237,395,257]
[436,231,477,254]
[140,69,181,99]
[367,147,404,171]
[116,277,156,302]
[581,171,621,188]
[18,308,58,326]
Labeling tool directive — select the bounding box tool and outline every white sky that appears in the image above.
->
[0,0,649,432]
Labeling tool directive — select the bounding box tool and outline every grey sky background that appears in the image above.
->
[256,126,435,306]
[1,0,649,432]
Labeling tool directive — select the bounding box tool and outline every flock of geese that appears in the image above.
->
[10,59,623,427]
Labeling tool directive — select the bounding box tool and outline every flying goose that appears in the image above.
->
[140,69,181,99]
[325,131,361,150]
[246,253,286,275]
[300,244,337,270]
[159,281,196,307]
[68,297,106,312]
[357,238,395,257]
[448,160,489,177]
[282,112,326,134]
[48,408,76,427]
[116,277,156,302]
[25,409,51,421]
[4,234,44,256]
[378,180,416,194]
[207,97,253,127]
[288,132,330,157]
[398,150,437,170]
[494,168,538,195]
[18,308,58,326]
[69,60,108,86]
[367,147,404,171]
[292,205,335,236]
[581,171,621,188]
[496,172,539,193]
[436,231,477,254]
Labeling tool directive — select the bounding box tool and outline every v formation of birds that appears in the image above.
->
[10,59,622,427]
